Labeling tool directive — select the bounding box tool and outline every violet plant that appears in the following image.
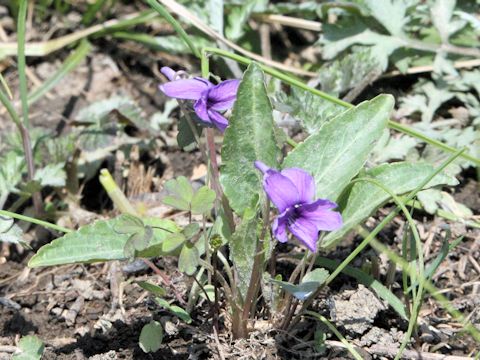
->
[159,66,239,132]
[254,160,342,252]
[1,2,477,357]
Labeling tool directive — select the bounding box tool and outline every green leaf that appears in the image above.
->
[0,151,24,196]
[136,281,167,297]
[158,233,186,253]
[225,0,259,40]
[276,87,346,135]
[318,48,380,95]
[198,284,215,302]
[0,216,28,247]
[163,176,194,211]
[28,217,179,267]
[182,223,200,240]
[322,30,404,71]
[177,117,203,150]
[272,268,329,300]
[155,298,192,323]
[113,214,144,234]
[123,226,153,259]
[178,242,200,276]
[322,162,458,248]
[76,96,150,131]
[208,0,224,35]
[139,321,163,353]
[370,130,418,164]
[12,335,44,360]
[191,186,216,215]
[229,208,258,302]
[284,94,394,202]
[364,0,408,36]
[220,62,280,215]
[431,0,458,43]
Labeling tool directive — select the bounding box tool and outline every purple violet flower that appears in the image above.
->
[159,66,240,132]
[254,161,343,252]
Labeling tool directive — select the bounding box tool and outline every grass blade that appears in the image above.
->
[144,0,201,58]
[28,40,91,105]
[305,311,363,360]
[17,0,29,128]
[315,256,408,320]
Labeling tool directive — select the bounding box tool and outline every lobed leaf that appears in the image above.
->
[163,176,194,211]
[190,186,216,214]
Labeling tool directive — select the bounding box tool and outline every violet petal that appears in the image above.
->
[208,79,240,111]
[288,217,319,252]
[207,109,229,132]
[194,97,210,122]
[281,168,316,203]
[263,171,299,213]
[272,212,289,243]
[254,160,270,174]
[160,66,176,81]
[160,78,210,100]
[300,200,343,231]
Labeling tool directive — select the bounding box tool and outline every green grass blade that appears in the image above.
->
[305,311,363,360]
[0,11,157,59]
[0,84,22,128]
[0,73,13,99]
[315,256,407,319]
[370,238,480,343]
[17,0,29,127]
[0,209,71,234]
[145,0,201,58]
[28,40,91,105]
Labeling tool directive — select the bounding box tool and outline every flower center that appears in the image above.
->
[287,204,303,226]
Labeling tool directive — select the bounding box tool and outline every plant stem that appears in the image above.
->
[99,169,138,215]
[0,88,22,129]
[199,52,235,231]
[0,209,71,233]
[16,0,43,215]
[17,0,29,129]
[0,73,13,99]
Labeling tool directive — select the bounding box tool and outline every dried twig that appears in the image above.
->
[253,14,322,32]
[0,345,17,353]
[384,59,480,77]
